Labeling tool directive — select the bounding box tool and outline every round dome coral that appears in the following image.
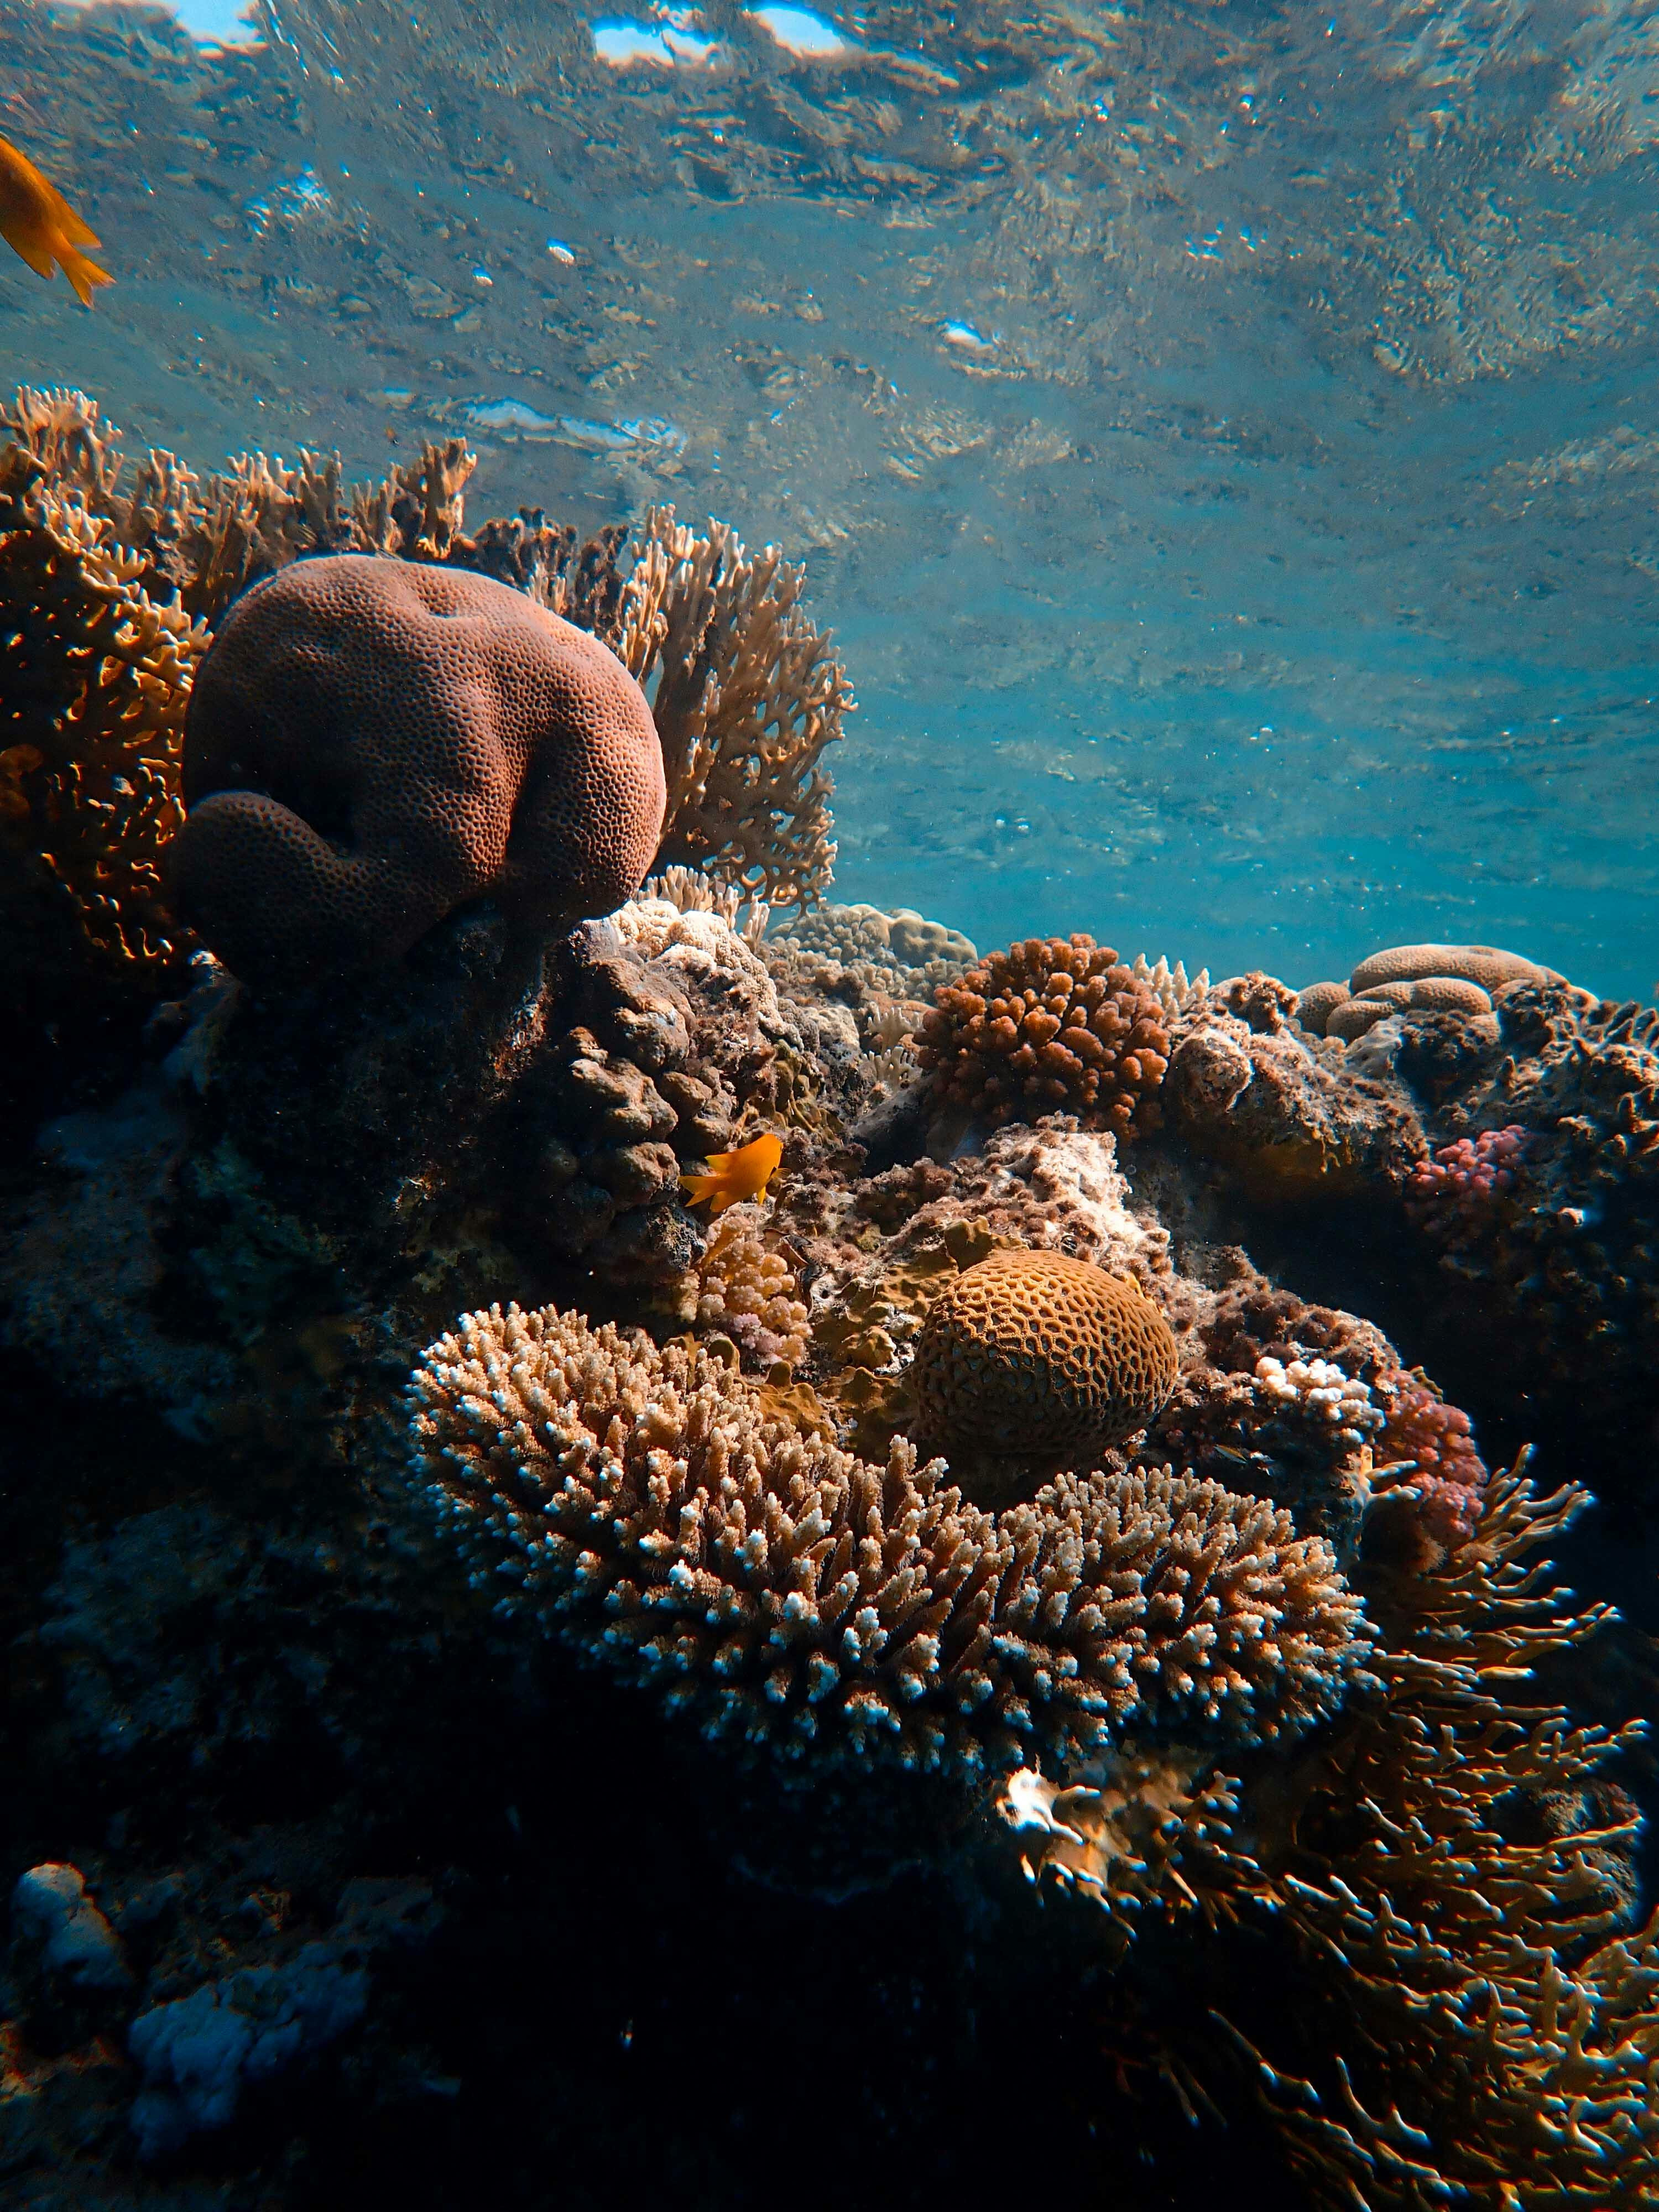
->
[171,554,666,983]
[911,1249,1177,1501]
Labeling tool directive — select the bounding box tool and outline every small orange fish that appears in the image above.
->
[0,132,112,308]
[679,1130,784,1217]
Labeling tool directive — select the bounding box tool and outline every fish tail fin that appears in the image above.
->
[679,1171,716,1204]
[45,190,101,249]
[59,241,113,307]
[1,221,56,280]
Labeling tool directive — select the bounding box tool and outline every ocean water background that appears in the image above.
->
[4,0,1659,995]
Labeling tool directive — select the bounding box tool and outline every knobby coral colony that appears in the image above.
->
[0,382,847,1022]
[4,389,1659,2211]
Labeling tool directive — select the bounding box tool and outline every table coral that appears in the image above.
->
[172,554,666,984]
[910,1249,1178,1503]
[406,1302,1371,1773]
[618,504,851,909]
[917,934,1172,1139]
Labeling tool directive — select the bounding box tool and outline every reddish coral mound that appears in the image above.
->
[172,555,666,983]
[916,934,1171,1136]
[1378,1373,1489,1542]
[1406,1125,1530,1240]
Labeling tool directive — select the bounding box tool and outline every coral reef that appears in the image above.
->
[618,505,851,909]
[0,393,206,1004]
[406,1302,1370,1773]
[173,554,665,984]
[687,1204,810,1375]
[917,935,1172,1140]
[3,383,1656,2212]
[910,1249,1177,1503]
[1001,1458,1657,2206]
[1296,941,1565,1045]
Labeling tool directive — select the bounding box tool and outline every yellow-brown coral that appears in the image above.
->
[406,1303,1370,1772]
[0,401,205,978]
[1002,1456,1658,2206]
[911,1249,1177,1502]
[917,934,1171,1136]
[617,504,850,909]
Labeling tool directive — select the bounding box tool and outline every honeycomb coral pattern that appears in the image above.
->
[173,555,666,983]
[917,935,1171,1136]
[911,1250,1177,1488]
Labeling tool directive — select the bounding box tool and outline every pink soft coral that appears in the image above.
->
[1376,1371,1488,1542]
[1406,1125,1529,1243]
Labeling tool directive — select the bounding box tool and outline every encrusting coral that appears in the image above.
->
[910,1249,1178,1504]
[917,934,1172,1139]
[405,1302,1372,1775]
[617,504,851,909]
[172,554,666,983]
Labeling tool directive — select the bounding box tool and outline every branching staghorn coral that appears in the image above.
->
[639,862,770,948]
[617,505,851,909]
[405,1303,1372,1775]
[0,423,206,979]
[1001,1455,1657,2208]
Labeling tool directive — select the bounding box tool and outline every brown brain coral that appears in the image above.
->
[172,554,666,983]
[917,934,1171,1136]
[911,1250,1178,1501]
[406,1303,1369,1773]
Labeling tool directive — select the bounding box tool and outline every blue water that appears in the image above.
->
[7,0,1659,993]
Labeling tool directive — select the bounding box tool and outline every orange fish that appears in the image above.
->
[679,1131,784,1217]
[0,132,112,308]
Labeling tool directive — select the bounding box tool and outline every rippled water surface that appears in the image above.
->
[7,0,1659,991]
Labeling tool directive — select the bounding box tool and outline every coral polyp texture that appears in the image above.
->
[405,1303,1369,1772]
[917,934,1172,1137]
[689,1206,810,1374]
[1374,1371,1489,1540]
[1406,1122,1530,1234]
[910,1249,1178,1502]
[173,555,666,984]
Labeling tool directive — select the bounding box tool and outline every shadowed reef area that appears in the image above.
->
[1,383,1657,2212]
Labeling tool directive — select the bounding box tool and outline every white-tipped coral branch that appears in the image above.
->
[405,1303,1373,1775]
